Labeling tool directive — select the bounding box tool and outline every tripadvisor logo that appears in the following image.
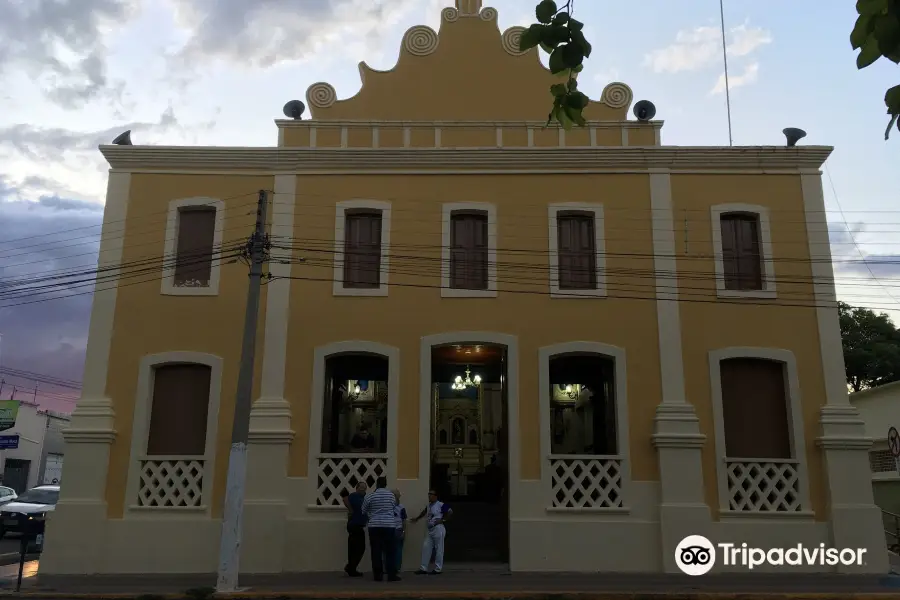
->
[675,535,867,576]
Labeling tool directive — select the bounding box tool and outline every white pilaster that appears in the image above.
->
[802,172,889,573]
[648,171,712,572]
[242,175,296,573]
[40,171,131,575]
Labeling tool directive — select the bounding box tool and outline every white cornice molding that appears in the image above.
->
[274,119,665,130]
[99,145,834,173]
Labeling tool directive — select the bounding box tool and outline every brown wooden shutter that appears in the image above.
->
[174,208,216,286]
[146,364,212,456]
[557,213,596,289]
[720,214,763,290]
[719,358,791,459]
[450,213,488,290]
[343,211,382,288]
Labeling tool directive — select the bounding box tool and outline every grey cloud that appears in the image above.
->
[837,254,900,279]
[0,179,103,409]
[169,0,420,68]
[0,0,136,108]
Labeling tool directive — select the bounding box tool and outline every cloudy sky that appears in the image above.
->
[0,0,898,413]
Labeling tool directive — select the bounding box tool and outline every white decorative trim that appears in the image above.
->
[418,332,520,488]
[160,197,225,296]
[479,6,498,21]
[101,146,831,174]
[708,347,811,513]
[501,27,528,56]
[332,200,392,297]
[403,25,439,56]
[801,174,847,407]
[308,341,400,502]
[710,203,777,299]
[538,342,631,510]
[600,82,633,110]
[441,202,497,298]
[547,203,607,298]
[441,7,459,22]
[79,171,131,406]
[124,352,223,517]
[621,127,629,147]
[255,175,296,419]
[306,82,337,109]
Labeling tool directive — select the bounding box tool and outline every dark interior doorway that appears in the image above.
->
[3,459,30,494]
[429,343,508,563]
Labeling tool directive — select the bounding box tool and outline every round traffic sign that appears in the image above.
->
[889,427,900,457]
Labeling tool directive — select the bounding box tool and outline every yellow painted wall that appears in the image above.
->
[104,175,273,518]
[282,173,662,484]
[671,174,827,519]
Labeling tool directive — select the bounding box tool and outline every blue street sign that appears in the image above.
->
[0,435,19,450]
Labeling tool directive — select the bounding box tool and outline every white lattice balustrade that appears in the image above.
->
[316,454,387,506]
[138,458,205,508]
[549,456,623,509]
[725,459,801,512]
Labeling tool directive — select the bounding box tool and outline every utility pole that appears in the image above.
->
[216,190,269,592]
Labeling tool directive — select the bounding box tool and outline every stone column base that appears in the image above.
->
[653,403,713,573]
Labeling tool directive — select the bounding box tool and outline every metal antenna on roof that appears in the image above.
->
[719,0,733,146]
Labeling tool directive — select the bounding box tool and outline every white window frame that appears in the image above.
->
[708,347,811,516]
[710,203,776,299]
[548,203,607,298]
[441,202,497,298]
[333,200,392,297]
[161,198,225,296]
[124,351,223,517]
[537,341,631,512]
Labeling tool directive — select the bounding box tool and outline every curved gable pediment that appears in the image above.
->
[305,2,632,122]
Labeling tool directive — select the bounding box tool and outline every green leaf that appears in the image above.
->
[535,0,557,24]
[557,105,575,130]
[851,14,875,49]
[565,91,590,110]
[571,29,593,58]
[858,36,883,68]
[564,105,587,127]
[567,77,578,91]
[561,43,585,68]
[552,12,569,25]
[572,63,584,73]
[886,84,900,112]
[519,24,545,52]
[548,47,568,74]
[568,18,584,32]
[885,112,898,140]
[858,0,889,16]
[540,42,555,54]
[550,83,568,97]
[541,24,570,47]
[874,14,900,55]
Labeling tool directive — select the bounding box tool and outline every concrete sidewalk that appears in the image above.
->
[6,569,900,599]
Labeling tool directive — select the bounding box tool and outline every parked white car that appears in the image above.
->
[0,485,59,539]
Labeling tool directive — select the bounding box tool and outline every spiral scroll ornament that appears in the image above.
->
[403,25,439,56]
[479,7,498,21]
[307,82,337,109]
[441,7,459,22]
[501,27,528,56]
[601,82,633,110]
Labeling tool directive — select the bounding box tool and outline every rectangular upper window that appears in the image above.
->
[720,214,763,291]
[173,207,216,288]
[449,212,489,291]
[162,198,225,296]
[557,213,597,290]
[343,211,383,288]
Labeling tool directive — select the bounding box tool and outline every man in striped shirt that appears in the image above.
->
[361,476,400,581]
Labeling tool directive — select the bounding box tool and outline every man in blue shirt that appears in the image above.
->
[361,476,400,581]
[340,481,368,577]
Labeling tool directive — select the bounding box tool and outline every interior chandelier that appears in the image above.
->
[452,367,481,390]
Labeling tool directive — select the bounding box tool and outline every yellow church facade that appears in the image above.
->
[40,1,888,576]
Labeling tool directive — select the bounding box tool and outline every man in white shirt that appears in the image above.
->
[411,489,452,574]
[361,476,400,582]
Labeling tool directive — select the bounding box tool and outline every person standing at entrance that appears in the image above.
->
[361,476,400,581]
[412,489,452,574]
[340,481,368,577]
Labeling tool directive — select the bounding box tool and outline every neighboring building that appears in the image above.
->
[41,1,887,577]
[0,400,69,492]
[850,382,900,515]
